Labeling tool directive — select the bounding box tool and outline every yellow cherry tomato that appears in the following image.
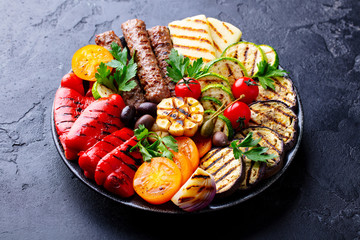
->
[71,45,113,81]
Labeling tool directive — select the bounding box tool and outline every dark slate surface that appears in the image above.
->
[1,0,359,239]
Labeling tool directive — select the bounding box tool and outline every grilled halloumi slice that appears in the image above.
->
[249,100,298,150]
[156,97,204,137]
[200,147,245,197]
[207,17,242,57]
[235,126,285,179]
[168,15,216,63]
[256,76,297,109]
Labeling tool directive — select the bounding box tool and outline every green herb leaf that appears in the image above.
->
[230,132,277,163]
[131,124,179,162]
[166,49,205,83]
[95,62,117,92]
[253,60,288,90]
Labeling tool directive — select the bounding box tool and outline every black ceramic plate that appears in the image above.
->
[51,78,303,214]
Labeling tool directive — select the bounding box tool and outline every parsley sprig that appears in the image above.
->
[230,132,277,162]
[253,60,288,90]
[130,125,178,162]
[95,42,137,93]
[166,49,206,82]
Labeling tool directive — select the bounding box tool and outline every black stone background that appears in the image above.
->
[1,0,359,239]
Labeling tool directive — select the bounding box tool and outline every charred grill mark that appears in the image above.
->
[222,22,233,34]
[208,22,226,43]
[178,196,195,203]
[102,140,117,147]
[225,63,233,77]
[56,105,73,110]
[81,123,96,128]
[216,166,238,186]
[173,44,215,55]
[76,133,86,137]
[56,120,75,124]
[101,131,112,136]
[243,46,249,62]
[170,34,212,45]
[120,150,142,166]
[112,134,129,142]
[213,42,221,53]
[83,116,98,120]
[250,50,258,76]
[256,132,281,155]
[168,24,208,33]
[202,148,223,162]
[112,154,137,171]
[211,151,235,176]
[203,149,232,171]
[251,108,288,129]
[192,174,210,179]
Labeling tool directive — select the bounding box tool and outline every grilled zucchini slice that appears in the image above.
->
[249,100,298,150]
[200,96,222,112]
[235,126,285,178]
[221,42,265,76]
[256,76,297,109]
[200,147,245,197]
[204,110,234,140]
[196,73,230,89]
[92,81,116,100]
[201,84,234,107]
[205,57,248,87]
[258,44,279,68]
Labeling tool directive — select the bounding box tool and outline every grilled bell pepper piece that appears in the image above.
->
[54,87,94,160]
[78,127,134,179]
[94,136,143,198]
[60,72,85,96]
[64,94,125,156]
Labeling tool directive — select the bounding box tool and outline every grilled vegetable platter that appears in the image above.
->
[51,15,303,213]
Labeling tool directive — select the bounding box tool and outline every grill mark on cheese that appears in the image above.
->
[222,22,234,35]
[213,41,221,52]
[170,34,213,45]
[168,24,208,33]
[193,19,208,24]
[208,21,228,44]
[173,44,215,55]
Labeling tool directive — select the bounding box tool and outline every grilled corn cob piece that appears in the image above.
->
[156,97,204,137]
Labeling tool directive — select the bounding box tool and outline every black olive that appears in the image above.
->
[137,102,157,118]
[120,106,136,127]
[212,132,229,147]
[134,114,155,130]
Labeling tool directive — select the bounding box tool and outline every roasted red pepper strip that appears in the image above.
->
[54,87,94,159]
[60,72,85,96]
[78,127,134,179]
[64,94,125,155]
[94,136,143,198]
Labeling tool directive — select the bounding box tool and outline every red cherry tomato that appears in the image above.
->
[223,101,251,130]
[232,77,259,104]
[175,77,201,99]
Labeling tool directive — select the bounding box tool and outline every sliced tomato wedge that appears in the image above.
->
[71,45,113,81]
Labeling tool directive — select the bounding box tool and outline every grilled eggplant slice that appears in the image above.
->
[196,73,230,89]
[239,159,265,190]
[205,57,248,86]
[235,126,285,178]
[200,147,245,197]
[256,76,297,109]
[249,100,298,150]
